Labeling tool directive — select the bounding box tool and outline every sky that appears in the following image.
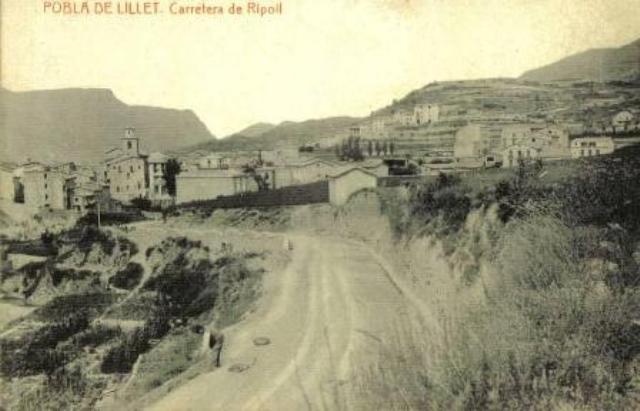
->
[2,0,640,137]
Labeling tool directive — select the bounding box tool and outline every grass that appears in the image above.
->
[363,147,640,409]
[119,327,202,400]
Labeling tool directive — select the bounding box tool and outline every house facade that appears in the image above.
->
[414,103,440,125]
[453,123,503,160]
[612,111,635,129]
[570,137,615,158]
[0,162,16,201]
[147,152,170,200]
[105,128,148,202]
[22,164,74,210]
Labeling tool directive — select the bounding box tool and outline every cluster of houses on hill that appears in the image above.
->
[345,102,637,174]
[0,104,637,214]
[0,128,173,214]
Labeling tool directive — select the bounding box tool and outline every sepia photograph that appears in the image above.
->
[1,0,640,409]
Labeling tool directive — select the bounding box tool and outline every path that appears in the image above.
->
[144,234,415,411]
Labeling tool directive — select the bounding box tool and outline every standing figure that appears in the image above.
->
[202,328,225,368]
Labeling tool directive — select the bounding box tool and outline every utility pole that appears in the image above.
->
[97,198,101,230]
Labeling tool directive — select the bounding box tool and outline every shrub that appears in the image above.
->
[409,173,472,233]
[109,262,144,290]
[71,324,123,348]
[100,313,170,374]
[32,293,118,321]
[0,313,89,377]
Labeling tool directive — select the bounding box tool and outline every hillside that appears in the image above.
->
[520,38,640,82]
[0,88,215,163]
[184,116,362,152]
[228,122,276,138]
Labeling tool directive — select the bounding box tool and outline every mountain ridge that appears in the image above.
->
[520,38,640,82]
[0,87,215,163]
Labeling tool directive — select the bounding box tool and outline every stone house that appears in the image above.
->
[22,163,74,210]
[104,128,148,203]
[147,152,170,200]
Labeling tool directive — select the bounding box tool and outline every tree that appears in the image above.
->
[163,159,182,197]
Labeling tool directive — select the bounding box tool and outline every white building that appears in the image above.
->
[453,124,503,160]
[570,137,615,158]
[147,152,170,200]
[104,128,173,203]
[414,103,440,125]
[328,167,378,206]
[0,162,16,201]
[612,111,634,129]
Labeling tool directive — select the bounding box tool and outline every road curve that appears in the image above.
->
[147,235,413,411]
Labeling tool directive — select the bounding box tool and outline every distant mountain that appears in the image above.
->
[0,88,215,164]
[228,122,276,138]
[520,38,640,82]
[185,116,362,152]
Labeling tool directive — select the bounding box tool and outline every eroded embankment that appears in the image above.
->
[0,221,284,411]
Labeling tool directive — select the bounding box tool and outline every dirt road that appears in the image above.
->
[147,234,414,411]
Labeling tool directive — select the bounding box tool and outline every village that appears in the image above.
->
[1,87,638,217]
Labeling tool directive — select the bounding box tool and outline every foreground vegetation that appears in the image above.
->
[0,221,265,410]
[367,147,640,409]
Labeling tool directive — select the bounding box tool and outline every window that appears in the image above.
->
[116,186,120,193]
[127,141,132,149]
[130,166,134,173]
[44,173,47,179]
[44,183,47,189]
[127,173,130,179]
[581,149,585,157]
[596,149,601,155]
[45,194,48,200]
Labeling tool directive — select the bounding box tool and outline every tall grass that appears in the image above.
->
[358,150,640,409]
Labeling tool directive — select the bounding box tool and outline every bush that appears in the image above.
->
[0,313,89,377]
[100,313,170,374]
[109,262,144,290]
[32,293,118,321]
[409,173,472,233]
[71,324,123,348]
